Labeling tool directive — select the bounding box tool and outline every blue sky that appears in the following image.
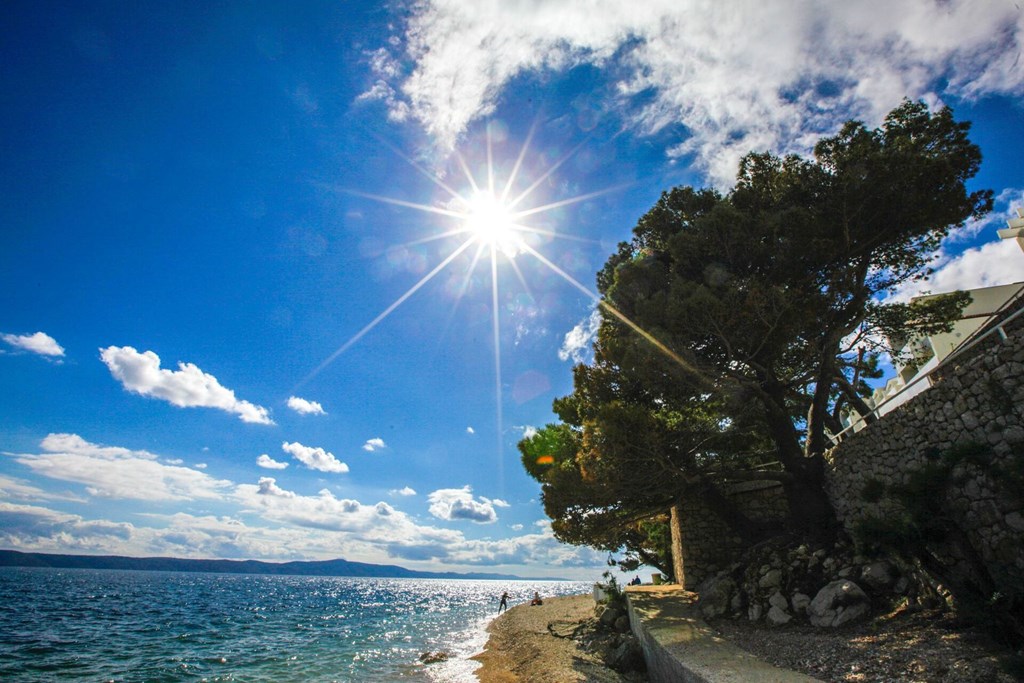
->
[1,1,1022,580]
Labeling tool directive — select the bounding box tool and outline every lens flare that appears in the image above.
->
[299,122,701,480]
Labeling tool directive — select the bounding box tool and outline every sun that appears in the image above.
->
[463,189,522,257]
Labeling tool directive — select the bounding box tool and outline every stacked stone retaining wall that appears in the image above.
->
[824,304,1024,602]
[679,480,788,589]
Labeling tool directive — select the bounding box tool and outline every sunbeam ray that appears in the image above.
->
[345,189,468,220]
[296,238,476,389]
[489,244,504,486]
[367,131,469,205]
[508,222,601,245]
[303,126,636,469]
[506,137,591,211]
[518,241,706,382]
[511,184,634,220]
[500,121,537,205]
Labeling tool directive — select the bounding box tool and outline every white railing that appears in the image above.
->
[828,297,1024,445]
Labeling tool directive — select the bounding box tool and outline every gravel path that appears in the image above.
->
[709,607,1020,683]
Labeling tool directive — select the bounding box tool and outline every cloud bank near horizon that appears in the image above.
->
[0,434,604,573]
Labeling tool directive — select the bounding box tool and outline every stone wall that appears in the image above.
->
[824,304,1024,604]
[678,480,788,589]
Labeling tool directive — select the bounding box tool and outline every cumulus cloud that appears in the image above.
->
[887,238,1024,303]
[427,486,499,524]
[1,331,65,357]
[281,441,349,473]
[0,491,604,574]
[0,474,85,503]
[287,395,326,415]
[0,502,134,551]
[257,453,289,470]
[466,426,475,434]
[99,346,273,424]
[362,437,387,452]
[371,1,1024,185]
[391,486,417,496]
[255,476,295,498]
[884,195,1024,303]
[235,479,461,550]
[559,308,601,363]
[10,433,232,501]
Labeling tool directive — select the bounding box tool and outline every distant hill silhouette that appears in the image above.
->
[0,549,564,581]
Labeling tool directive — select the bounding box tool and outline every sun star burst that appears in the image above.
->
[298,125,696,482]
[463,189,522,257]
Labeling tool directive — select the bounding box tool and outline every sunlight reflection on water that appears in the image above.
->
[0,568,588,682]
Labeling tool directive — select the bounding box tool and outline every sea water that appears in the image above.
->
[0,567,589,682]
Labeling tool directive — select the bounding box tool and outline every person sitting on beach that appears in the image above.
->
[530,591,543,606]
[498,591,509,613]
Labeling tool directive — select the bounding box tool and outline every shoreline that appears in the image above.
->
[471,593,639,683]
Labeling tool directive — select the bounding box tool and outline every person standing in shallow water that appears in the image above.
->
[498,591,509,613]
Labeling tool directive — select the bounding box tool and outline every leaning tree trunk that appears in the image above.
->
[669,502,687,589]
[760,377,839,538]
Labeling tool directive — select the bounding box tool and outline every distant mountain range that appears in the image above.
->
[0,549,564,581]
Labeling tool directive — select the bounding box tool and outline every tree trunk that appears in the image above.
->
[782,455,838,539]
[669,503,687,589]
[759,376,839,538]
[806,350,839,457]
[833,370,877,428]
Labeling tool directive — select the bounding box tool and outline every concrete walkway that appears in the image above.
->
[625,585,821,683]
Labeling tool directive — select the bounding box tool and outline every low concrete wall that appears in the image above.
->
[625,585,819,683]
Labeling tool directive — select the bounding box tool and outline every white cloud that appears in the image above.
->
[255,476,295,498]
[0,491,605,574]
[10,433,232,501]
[466,426,475,434]
[886,236,1024,303]
[362,437,387,452]
[0,502,134,551]
[257,453,289,470]
[373,1,1024,186]
[195,463,207,469]
[287,396,326,415]
[518,425,539,440]
[945,188,1024,244]
[281,441,349,474]
[559,308,601,363]
[235,479,462,551]
[391,486,417,496]
[99,346,273,424]
[427,486,499,524]
[1,331,65,357]
[0,474,85,503]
